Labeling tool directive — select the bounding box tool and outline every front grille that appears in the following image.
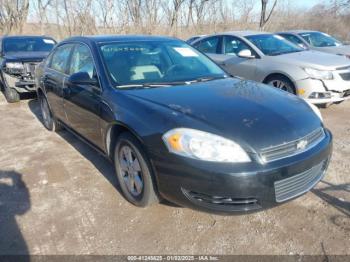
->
[336,65,350,70]
[260,128,325,163]
[274,159,328,202]
[339,72,350,81]
[343,89,350,97]
[24,62,39,76]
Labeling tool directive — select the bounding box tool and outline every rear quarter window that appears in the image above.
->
[50,44,73,74]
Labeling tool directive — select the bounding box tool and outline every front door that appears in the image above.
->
[213,35,257,80]
[63,43,103,149]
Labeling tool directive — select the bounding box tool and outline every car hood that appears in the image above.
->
[4,51,49,62]
[125,78,322,152]
[271,50,350,70]
[316,45,350,56]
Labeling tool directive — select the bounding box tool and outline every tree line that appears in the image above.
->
[0,0,349,41]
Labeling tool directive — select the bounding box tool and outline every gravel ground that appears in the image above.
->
[0,93,349,256]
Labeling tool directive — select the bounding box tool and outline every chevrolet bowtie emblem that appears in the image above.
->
[297,140,308,150]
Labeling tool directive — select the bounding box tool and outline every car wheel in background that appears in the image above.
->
[39,94,61,132]
[266,75,296,95]
[4,86,20,103]
[319,103,332,108]
[114,132,159,207]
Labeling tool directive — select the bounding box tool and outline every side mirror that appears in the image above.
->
[237,49,255,59]
[68,71,98,85]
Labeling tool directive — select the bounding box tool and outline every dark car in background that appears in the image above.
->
[0,35,56,103]
[35,35,332,214]
[277,30,350,58]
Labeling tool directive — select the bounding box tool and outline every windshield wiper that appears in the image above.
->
[116,83,172,89]
[190,75,228,83]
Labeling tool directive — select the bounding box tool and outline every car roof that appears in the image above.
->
[219,31,271,37]
[278,30,318,34]
[63,35,178,44]
[0,35,55,40]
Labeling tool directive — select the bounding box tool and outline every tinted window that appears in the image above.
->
[194,37,220,54]
[246,34,303,56]
[223,36,252,55]
[3,37,56,53]
[100,40,226,87]
[50,44,73,74]
[299,32,343,47]
[69,44,95,78]
[280,34,304,45]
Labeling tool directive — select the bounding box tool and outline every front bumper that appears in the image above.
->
[295,78,350,105]
[1,71,36,93]
[151,129,332,214]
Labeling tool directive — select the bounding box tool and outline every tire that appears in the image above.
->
[319,103,332,109]
[114,132,159,207]
[4,86,20,103]
[266,75,296,95]
[39,94,61,132]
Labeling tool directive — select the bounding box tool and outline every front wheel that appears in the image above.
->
[39,95,61,132]
[114,133,159,207]
[266,76,296,94]
[4,86,20,103]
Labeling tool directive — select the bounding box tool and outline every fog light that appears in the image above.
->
[297,89,306,95]
[309,92,331,99]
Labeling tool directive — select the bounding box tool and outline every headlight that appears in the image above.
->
[306,101,323,122]
[5,62,24,70]
[162,128,251,163]
[304,67,333,80]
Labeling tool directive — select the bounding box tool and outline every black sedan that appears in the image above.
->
[35,35,332,214]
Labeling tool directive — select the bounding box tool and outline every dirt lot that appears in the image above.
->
[0,93,349,256]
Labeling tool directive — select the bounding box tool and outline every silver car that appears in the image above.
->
[277,30,350,58]
[191,31,350,106]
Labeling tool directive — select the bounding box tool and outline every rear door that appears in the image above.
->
[63,43,103,149]
[43,44,74,123]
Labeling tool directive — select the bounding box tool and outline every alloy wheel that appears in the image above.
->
[268,79,294,94]
[118,145,144,197]
[40,96,51,128]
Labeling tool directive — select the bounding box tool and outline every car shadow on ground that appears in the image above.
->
[0,170,30,257]
[27,98,181,208]
[312,180,350,217]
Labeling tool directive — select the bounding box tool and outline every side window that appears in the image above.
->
[69,44,95,79]
[50,44,73,73]
[223,36,252,56]
[281,34,303,45]
[194,37,220,54]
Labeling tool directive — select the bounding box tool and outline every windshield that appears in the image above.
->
[99,40,226,88]
[3,37,56,53]
[245,34,304,56]
[299,32,343,47]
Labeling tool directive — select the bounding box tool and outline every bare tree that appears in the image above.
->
[33,0,53,34]
[0,0,29,34]
[259,0,277,30]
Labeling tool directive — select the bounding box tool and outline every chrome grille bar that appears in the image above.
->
[260,128,325,163]
[274,160,327,203]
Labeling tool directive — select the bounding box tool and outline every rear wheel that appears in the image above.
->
[319,103,332,109]
[114,132,158,207]
[39,94,61,132]
[266,75,296,94]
